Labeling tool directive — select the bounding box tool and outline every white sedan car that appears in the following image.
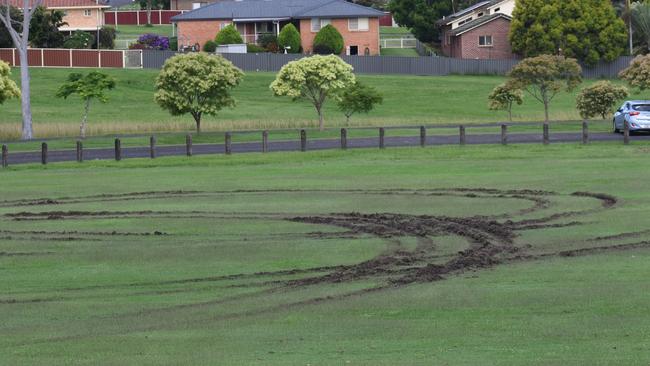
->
[613,100,650,133]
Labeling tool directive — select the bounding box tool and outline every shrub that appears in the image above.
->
[130,33,170,50]
[246,43,266,53]
[576,81,629,120]
[63,31,95,49]
[258,34,278,52]
[277,23,300,53]
[215,24,243,45]
[313,44,334,55]
[204,40,218,52]
[313,24,343,54]
[92,26,116,49]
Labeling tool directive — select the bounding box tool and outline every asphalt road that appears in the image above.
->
[3,132,647,166]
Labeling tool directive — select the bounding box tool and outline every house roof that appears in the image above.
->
[171,0,385,22]
[448,12,511,36]
[2,0,110,8]
[437,0,509,26]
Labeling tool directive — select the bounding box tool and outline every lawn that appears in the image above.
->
[2,143,650,364]
[380,47,420,57]
[0,68,640,140]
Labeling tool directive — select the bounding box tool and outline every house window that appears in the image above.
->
[348,17,368,31]
[457,17,472,26]
[477,12,484,17]
[311,18,331,32]
[479,35,493,46]
[192,2,206,9]
[493,7,500,13]
[83,9,92,16]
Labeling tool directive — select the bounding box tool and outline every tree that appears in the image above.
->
[138,0,169,26]
[576,81,629,120]
[508,55,582,123]
[154,53,243,133]
[0,0,45,140]
[277,23,300,53]
[0,6,20,48]
[215,24,243,45]
[0,60,20,105]
[388,0,451,43]
[93,26,116,49]
[632,2,650,54]
[270,55,355,130]
[63,30,94,49]
[488,82,524,122]
[619,54,650,89]
[337,81,383,123]
[313,24,344,54]
[509,0,627,66]
[55,72,116,138]
[29,6,65,48]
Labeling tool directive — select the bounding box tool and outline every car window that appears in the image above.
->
[632,104,650,111]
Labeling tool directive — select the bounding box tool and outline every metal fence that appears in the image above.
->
[0,47,634,78]
[141,51,634,78]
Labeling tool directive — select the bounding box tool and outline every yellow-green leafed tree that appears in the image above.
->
[270,55,355,130]
[154,53,243,133]
[0,60,19,105]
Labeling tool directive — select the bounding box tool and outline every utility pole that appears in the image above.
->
[628,0,633,55]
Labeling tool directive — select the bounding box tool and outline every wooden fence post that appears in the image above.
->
[501,124,507,145]
[262,130,268,153]
[1,144,7,168]
[186,134,192,156]
[624,121,630,145]
[76,140,83,162]
[300,129,306,152]
[114,138,121,161]
[149,136,156,158]
[341,128,347,150]
[582,121,589,144]
[420,126,426,147]
[459,125,466,145]
[379,127,385,149]
[543,123,549,145]
[225,132,232,155]
[41,142,48,165]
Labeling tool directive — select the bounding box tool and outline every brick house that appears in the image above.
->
[4,0,111,32]
[171,0,384,55]
[438,0,515,59]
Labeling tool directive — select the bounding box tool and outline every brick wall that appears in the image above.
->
[176,20,231,50]
[458,17,514,59]
[299,18,379,56]
[59,8,105,31]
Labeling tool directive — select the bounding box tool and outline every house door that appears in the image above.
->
[349,45,358,55]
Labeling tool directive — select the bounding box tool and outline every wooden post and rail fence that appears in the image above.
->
[0,122,640,168]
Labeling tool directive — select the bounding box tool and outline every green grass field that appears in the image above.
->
[380,47,420,57]
[0,68,640,140]
[2,142,650,364]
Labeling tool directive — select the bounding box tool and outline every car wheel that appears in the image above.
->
[613,120,620,133]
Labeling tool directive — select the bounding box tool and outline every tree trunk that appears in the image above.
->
[543,96,550,123]
[147,0,152,25]
[18,48,33,140]
[80,99,90,138]
[318,110,324,131]
[507,101,513,122]
[192,112,201,133]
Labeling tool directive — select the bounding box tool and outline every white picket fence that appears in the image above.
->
[380,37,417,49]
